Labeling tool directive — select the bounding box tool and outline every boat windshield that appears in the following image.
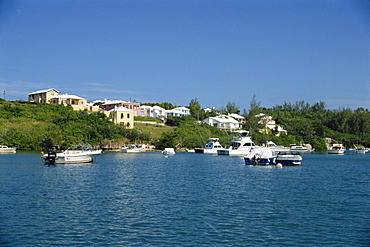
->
[67,145,93,151]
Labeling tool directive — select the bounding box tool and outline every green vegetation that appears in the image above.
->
[134,116,163,123]
[0,100,149,150]
[0,98,369,151]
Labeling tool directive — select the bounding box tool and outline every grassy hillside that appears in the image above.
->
[134,123,174,141]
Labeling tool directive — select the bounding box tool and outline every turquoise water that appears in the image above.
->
[1,152,369,246]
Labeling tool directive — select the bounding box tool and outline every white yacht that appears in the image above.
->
[327,144,345,154]
[195,138,223,154]
[217,130,257,156]
[0,145,16,153]
[42,144,102,164]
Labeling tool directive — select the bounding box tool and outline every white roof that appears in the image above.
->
[51,94,84,100]
[102,100,128,105]
[108,106,133,112]
[28,88,60,95]
[141,105,166,110]
[229,113,245,119]
[210,115,239,124]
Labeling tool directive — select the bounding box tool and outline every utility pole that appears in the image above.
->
[3,87,5,100]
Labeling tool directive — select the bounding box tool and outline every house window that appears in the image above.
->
[121,113,124,119]
[127,113,130,118]
[127,122,130,127]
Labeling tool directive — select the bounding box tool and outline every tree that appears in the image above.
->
[244,94,263,135]
[226,102,240,114]
[188,98,202,120]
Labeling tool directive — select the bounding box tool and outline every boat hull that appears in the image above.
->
[217,148,252,156]
[0,148,16,153]
[121,149,141,153]
[55,155,93,164]
[244,157,275,166]
[327,150,345,154]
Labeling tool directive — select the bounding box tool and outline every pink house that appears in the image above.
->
[101,100,146,117]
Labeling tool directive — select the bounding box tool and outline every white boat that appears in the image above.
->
[265,141,290,152]
[121,144,143,153]
[195,138,223,154]
[0,145,16,153]
[42,144,102,164]
[162,148,175,155]
[327,143,345,154]
[217,130,257,156]
[289,144,313,154]
[275,151,302,166]
[355,146,366,154]
[244,147,276,165]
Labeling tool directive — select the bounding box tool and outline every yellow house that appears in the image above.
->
[50,94,88,111]
[28,88,60,103]
[105,106,134,129]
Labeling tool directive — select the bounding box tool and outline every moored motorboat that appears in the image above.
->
[42,144,102,164]
[0,145,16,153]
[275,151,302,166]
[355,146,366,154]
[217,130,257,156]
[162,148,175,155]
[327,143,345,154]
[244,147,276,165]
[121,144,143,153]
[289,144,314,154]
[265,141,290,152]
[195,138,223,154]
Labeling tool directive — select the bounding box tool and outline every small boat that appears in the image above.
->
[0,145,16,153]
[217,130,257,156]
[265,141,290,152]
[244,147,276,166]
[42,144,102,164]
[121,144,143,153]
[275,151,302,166]
[162,148,175,155]
[289,144,314,154]
[355,146,366,154]
[195,138,224,154]
[327,143,345,154]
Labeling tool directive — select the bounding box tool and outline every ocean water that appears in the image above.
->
[0,152,369,246]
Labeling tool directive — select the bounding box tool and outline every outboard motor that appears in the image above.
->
[46,151,57,165]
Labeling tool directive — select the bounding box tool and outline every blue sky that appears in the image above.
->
[1,0,369,110]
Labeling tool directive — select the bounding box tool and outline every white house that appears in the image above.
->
[140,105,167,121]
[165,107,191,117]
[256,113,287,135]
[203,114,242,131]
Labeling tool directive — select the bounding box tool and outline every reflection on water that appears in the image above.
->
[0,152,369,246]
